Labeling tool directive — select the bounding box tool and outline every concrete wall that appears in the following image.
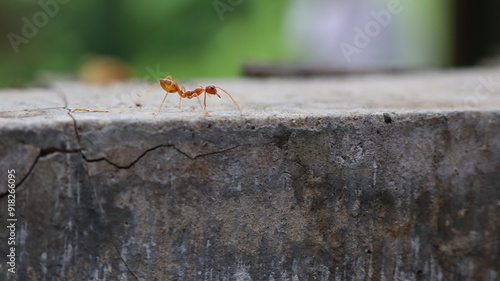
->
[1,69,499,280]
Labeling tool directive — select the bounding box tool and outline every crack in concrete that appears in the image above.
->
[66,107,82,144]
[65,104,243,168]
[82,143,244,170]
[40,147,81,157]
[2,147,81,197]
[3,154,40,198]
[189,145,242,160]
[9,108,246,194]
[82,144,178,169]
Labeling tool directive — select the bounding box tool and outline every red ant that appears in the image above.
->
[140,75,242,116]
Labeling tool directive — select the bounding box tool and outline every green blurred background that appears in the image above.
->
[1,0,499,88]
[0,0,291,87]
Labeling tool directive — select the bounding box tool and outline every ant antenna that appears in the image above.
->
[215,86,243,115]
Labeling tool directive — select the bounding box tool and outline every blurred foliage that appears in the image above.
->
[0,0,290,88]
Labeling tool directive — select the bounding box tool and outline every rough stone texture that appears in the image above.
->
[0,67,499,280]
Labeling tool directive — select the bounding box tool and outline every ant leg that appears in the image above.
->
[203,90,207,107]
[203,90,209,116]
[215,86,243,115]
[195,95,208,116]
[153,92,169,116]
[179,84,187,109]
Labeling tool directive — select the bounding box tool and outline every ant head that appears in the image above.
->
[205,86,221,98]
[205,85,217,95]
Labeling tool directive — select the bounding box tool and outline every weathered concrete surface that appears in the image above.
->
[0,67,499,280]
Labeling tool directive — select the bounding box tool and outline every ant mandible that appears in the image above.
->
[140,75,242,116]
